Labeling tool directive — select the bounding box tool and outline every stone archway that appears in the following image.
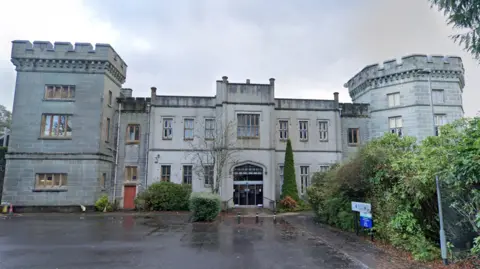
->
[232,163,264,207]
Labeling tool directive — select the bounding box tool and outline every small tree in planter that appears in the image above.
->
[189,192,221,222]
[281,139,300,202]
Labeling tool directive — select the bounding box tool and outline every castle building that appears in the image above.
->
[1,41,465,211]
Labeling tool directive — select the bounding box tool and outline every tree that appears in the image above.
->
[429,0,480,61]
[187,117,239,194]
[0,105,11,132]
[280,139,300,201]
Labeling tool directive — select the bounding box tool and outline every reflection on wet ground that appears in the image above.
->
[0,214,363,269]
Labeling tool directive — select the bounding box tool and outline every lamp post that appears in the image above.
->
[417,68,448,265]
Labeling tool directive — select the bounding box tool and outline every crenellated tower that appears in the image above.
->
[344,54,465,141]
[3,40,128,209]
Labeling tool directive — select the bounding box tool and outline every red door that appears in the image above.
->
[124,186,137,209]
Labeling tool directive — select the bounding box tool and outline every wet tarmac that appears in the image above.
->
[0,213,363,269]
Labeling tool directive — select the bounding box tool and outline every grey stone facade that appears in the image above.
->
[1,40,465,210]
[345,55,464,141]
[2,40,127,209]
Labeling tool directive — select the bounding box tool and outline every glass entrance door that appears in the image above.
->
[233,184,263,206]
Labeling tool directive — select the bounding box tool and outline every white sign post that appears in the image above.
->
[351,202,371,213]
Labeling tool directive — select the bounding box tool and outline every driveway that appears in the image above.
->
[0,213,362,269]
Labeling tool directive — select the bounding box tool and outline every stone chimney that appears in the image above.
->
[222,76,228,83]
[269,78,275,86]
[151,87,157,101]
[246,79,250,84]
[333,92,339,103]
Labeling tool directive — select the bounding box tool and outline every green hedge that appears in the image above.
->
[189,192,221,222]
[135,182,191,211]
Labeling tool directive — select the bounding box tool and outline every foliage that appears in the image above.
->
[279,196,298,209]
[95,194,113,212]
[429,0,480,61]
[0,105,11,130]
[135,182,191,211]
[189,192,221,222]
[187,117,238,194]
[281,139,300,202]
[307,123,480,262]
[0,147,6,160]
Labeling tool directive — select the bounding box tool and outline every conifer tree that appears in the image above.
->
[280,139,300,201]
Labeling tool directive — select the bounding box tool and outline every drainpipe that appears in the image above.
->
[113,102,122,203]
[144,102,151,189]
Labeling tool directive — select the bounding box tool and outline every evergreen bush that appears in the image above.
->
[95,194,113,212]
[189,192,221,222]
[135,182,191,211]
[280,139,300,202]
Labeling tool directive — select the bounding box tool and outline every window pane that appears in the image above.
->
[44,115,52,136]
[54,86,62,98]
[394,94,400,105]
[52,116,59,136]
[388,95,393,106]
[54,174,61,186]
[66,117,72,137]
[396,117,402,128]
[389,118,396,128]
[58,116,66,136]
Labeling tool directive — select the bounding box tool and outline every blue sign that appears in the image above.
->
[360,217,372,228]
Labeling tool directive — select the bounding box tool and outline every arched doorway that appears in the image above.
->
[233,163,263,207]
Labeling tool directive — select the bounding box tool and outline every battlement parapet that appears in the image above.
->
[117,97,151,112]
[339,103,369,118]
[11,40,127,85]
[344,54,465,100]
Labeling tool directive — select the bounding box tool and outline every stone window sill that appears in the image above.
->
[348,143,359,147]
[42,99,75,102]
[38,137,72,140]
[33,188,68,192]
[125,141,140,145]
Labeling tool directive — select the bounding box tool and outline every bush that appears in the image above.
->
[280,196,298,209]
[95,194,113,212]
[189,192,221,222]
[136,182,191,211]
[281,139,300,201]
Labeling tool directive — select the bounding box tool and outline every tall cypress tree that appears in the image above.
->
[280,139,299,201]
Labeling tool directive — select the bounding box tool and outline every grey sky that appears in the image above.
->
[0,0,478,116]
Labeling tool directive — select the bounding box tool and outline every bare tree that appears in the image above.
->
[186,116,239,194]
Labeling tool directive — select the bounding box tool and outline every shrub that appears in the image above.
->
[137,182,191,211]
[280,196,298,210]
[189,192,221,222]
[281,139,300,201]
[95,194,113,212]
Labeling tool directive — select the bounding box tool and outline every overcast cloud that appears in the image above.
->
[0,0,478,116]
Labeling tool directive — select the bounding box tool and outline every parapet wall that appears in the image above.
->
[11,40,127,84]
[275,98,336,110]
[118,97,151,112]
[345,54,465,99]
[153,95,216,108]
[339,103,369,118]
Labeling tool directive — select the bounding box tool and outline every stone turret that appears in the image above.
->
[11,40,128,86]
[344,54,465,101]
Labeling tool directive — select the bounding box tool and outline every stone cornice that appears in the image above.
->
[11,58,126,85]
